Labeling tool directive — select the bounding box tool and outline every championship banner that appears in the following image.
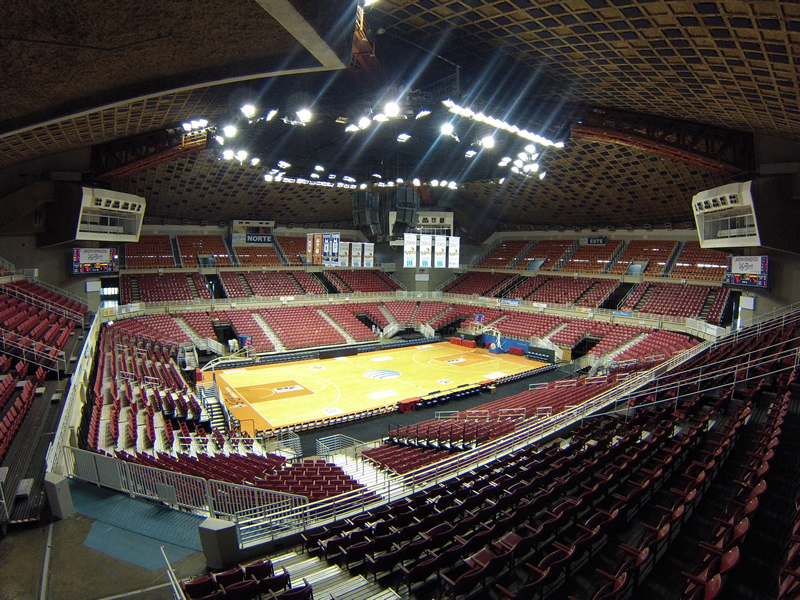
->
[363,242,375,268]
[313,233,323,265]
[448,236,460,268]
[419,234,432,268]
[404,233,417,268]
[322,233,331,266]
[351,242,363,267]
[306,234,313,264]
[434,235,447,268]
[339,242,350,267]
[330,232,340,267]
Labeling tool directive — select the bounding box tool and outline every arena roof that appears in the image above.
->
[2,0,798,231]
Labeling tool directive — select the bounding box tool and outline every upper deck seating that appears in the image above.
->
[124,235,175,269]
[670,242,729,281]
[610,240,677,276]
[560,240,622,274]
[176,235,233,268]
[475,240,529,269]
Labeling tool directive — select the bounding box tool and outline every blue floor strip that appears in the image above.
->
[69,480,203,552]
[84,522,195,571]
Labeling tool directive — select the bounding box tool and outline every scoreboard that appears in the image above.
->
[72,248,118,275]
[724,255,768,289]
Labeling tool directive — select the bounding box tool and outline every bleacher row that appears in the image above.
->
[473,238,728,281]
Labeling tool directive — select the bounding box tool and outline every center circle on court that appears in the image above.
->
[364,369,402,380]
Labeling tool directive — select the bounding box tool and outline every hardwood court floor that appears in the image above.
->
[204,343,546,433]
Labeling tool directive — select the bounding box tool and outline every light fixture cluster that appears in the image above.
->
[442,99,565,148]
[181,119,209,132]
[498,143,547,180]
[344,100,413,143]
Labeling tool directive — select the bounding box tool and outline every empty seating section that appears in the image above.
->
[588,324,643,357]
[126,273,195,303]
[526,277,596,305]
[362,445,454,474]
[475,240,529,269]
[2,281,87,316]
[291,271,326,294]
[383,301,416,324]
[219,272,249,299]
[174,311,217,340]
[549,320,615,347]
[413,301,452,324]
[494,313,563,339]
[243,272,302,297]
[516,239,576,270]
[610,239,677,275]
[210,310,274,352]
[577,279,619,308]
[113,315,191,346]
[321,306,378,342]
[505,274,551,299]
[190,273,211,300]
[375,270,403,291]
[328,270,396,293]
[233,245,282,266]
[443,272,514,296]
[0,366,42,462]
[275,236,307,265]
[670,241,729,281]
[124,235,175,269]
[259,307,345,350]
[638,283,712,318]
[560,240,622,273]
[176,235,232,268]
[613,330,698,363]
[349,302,390,328]
[706,288,731,325]
[253,459,368,501]
[0,293,76,352]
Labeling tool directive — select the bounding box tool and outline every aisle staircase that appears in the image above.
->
[318,310,356,344]
[251,312,287,351]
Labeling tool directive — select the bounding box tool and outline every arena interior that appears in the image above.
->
[3,1,800,599]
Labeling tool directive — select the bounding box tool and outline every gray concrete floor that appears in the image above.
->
[0,514,206,600]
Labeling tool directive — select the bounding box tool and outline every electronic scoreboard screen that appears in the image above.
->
[72,248,118,275]
[724,255,768,289]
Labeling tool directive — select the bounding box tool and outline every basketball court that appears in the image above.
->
[203,342,547,434]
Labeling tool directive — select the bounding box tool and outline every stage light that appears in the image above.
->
[555,141,565,148]
[236,150,248,161]
[385,101,399,117]
[182,122,192,131]
[372,173,382,178]
[214,135,225,145]
[396,177,404,183]
[359,183,368,189]
[441,122,454,136]
[240,104,256,118]
[415,110,431,119]
[518,152,528,161]
[525,144,536,153]
[539,171,547,179]
[264,174,273,181]
[311,173,320,179]
[481,136,495,148]
[345,124,360,132]
[448,181,457,189]
[397,133,410,142]
[250,157,260,166]
[412,178,421,186]
[431,179,439,187]
[197,119,208,128]
[358,116,371,129]
[373,113,388,122]
[190,120,201,129]
[328,174,336,179]
[222,149,234,160]
[511,166,520,173]
[296,108,312,122]
[266,109,278,121]
[315,165,324,171]
[499,177,505,184]
[513,159,523,168]
[465,150,477,158]
[277,160,291,169]
[223,125,237,137]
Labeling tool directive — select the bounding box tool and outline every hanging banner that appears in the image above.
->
[419,234,432,268]
[351,242,362,268]
[339,242,350,267]
[404,233,417,268]
[306,234,314,264]
[363,243,375,268]
[322,233,332,266]
[313,233,323,265]
[330,232,340,267]
[434,235,447,268]
[448,236,460,268]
